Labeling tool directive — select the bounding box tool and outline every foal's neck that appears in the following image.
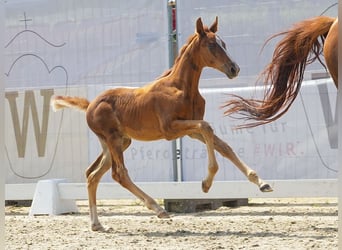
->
[169,43,204,94]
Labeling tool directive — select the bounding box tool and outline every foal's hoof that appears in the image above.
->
[91,223,112,232]
[201,180,210,193]
[157,210,170,219]
[260,183,273,192]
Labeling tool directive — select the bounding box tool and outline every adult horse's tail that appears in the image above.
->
[51,95,90,112]
[223,16,336,128]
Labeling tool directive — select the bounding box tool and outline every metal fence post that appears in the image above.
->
[167,0,182,182]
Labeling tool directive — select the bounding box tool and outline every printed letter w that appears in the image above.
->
[6,89,54,157]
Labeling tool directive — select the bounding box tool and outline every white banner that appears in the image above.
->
[5,79,337,184]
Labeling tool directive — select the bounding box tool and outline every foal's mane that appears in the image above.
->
[158,26,210,79]
[158,34,197,79]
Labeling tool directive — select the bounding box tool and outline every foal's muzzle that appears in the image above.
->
[225,62,240,79]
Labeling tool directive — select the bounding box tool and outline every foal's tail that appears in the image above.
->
[51,95,90,112]
[223,16,336,128]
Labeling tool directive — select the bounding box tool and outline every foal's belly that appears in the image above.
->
[125,128,165,141]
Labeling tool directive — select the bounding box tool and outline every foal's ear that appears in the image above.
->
[196,17,205,36]
[209,16,218,33]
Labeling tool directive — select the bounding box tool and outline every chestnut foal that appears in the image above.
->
[52,17,272,231]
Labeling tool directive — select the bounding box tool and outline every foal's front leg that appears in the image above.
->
[212,135,272,192]
[168,120,219,193]
[189,133,272,192]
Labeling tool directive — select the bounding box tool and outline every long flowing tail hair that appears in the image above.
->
[223,16,336,128]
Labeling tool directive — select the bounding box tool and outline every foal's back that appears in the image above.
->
[85,79,186,141]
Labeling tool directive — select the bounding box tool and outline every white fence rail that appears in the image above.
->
[6,179,338,201]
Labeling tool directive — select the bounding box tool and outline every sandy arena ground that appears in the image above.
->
[5,198,337,250]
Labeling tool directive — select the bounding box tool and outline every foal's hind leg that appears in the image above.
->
[107,136,169,218]
[87,139,112,231]
[85,153,103,179]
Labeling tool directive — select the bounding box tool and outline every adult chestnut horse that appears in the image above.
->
[223,16,338,128]
[51,17,272,231]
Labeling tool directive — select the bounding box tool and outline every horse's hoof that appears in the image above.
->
[91,223,111,232]
[91,224,104,231]
[260,183,273,192]
[157,210,170,219]
[201,180,210,193]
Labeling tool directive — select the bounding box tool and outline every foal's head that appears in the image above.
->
[195,17,240,79]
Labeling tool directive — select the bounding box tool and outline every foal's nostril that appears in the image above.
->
[231,63,240,75]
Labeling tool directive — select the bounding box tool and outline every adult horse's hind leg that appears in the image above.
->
[107,135,169,218]
[323,19,338,88]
